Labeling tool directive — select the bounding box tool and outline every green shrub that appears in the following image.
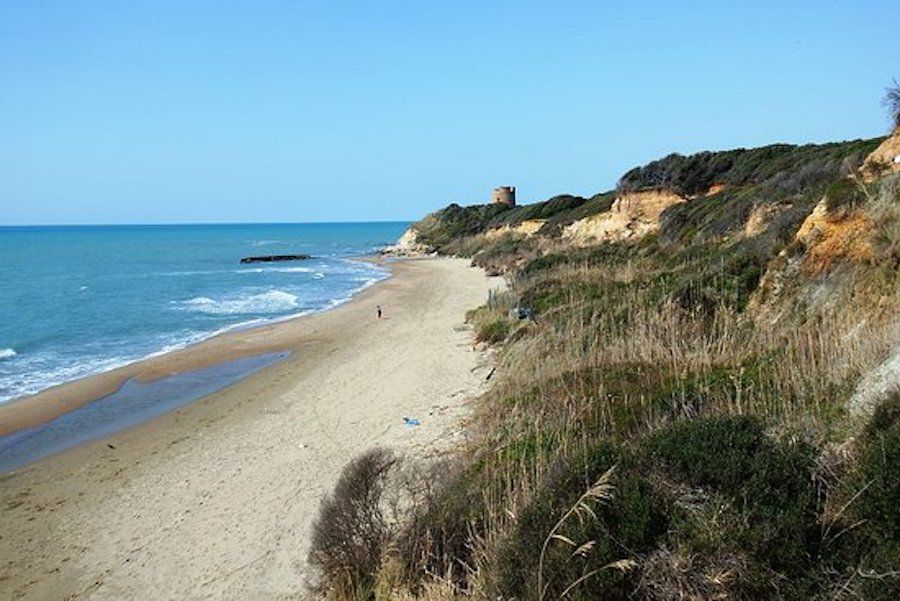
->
[487,194,587,227]
[466,303,515,345]
[839,392,900,598]
[392,460,491,593]
[646,416,819,578]
[522,242,638,276]
[410,191,617,254]
[467,234,534,273]
[663,238,771,311]
[495,443,667,600]
[413,203,511,251]
[825,178,868,211]
[618,138,883,197]
[475,318,511,344]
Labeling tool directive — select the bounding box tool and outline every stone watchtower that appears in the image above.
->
[491,186,516,207]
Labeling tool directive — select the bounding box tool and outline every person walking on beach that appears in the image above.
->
[376,305,382,319]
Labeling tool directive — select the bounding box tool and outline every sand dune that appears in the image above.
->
[0,257,502,600]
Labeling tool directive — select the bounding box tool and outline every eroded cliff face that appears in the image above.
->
[749,198,874,318]
[382,227,431,256]
[743,202,792,238]
[750,171,898,319]
[483,219,546,240]
[793,199,875,275]
[860,128,900,181]
[562,189,685,245]
[693,182,728,198]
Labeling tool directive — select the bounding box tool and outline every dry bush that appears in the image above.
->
[465,289,517,345]
[308,448,399,600]
[867,174,900,267]
[636,545,753,600]
[388,453,508,600]
[883,79,900,129]
[535,466,634,600]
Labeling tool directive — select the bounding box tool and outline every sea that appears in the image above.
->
[0,222,408,405]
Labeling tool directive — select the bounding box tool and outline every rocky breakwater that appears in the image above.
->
[239,254,312,264]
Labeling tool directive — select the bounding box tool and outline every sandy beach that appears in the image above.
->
[0,257,502,600]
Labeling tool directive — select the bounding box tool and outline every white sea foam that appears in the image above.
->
[235,266,316,274]
[270,266,316,274]
[0,255,394,405]
[0,353,134,403]
[181,290,300,315]
[157,269,231,277]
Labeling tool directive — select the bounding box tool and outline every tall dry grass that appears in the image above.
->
[314,175,899,599]
[448,249,898,598]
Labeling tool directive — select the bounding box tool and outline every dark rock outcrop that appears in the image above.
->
[240,254,312,264]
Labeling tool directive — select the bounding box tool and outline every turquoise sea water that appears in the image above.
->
[0,222,407,404]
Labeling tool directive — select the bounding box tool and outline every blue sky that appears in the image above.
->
[1,1,897,224]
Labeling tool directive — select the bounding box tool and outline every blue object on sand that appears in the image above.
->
[403,417,420,427]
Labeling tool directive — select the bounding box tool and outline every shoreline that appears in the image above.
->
[0,256,502,600]
[0,258,391,439]
[0,351,290,472]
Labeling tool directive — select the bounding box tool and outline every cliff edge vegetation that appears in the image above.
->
[316,128,900,599]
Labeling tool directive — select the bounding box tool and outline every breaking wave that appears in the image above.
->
[180,290,300,315]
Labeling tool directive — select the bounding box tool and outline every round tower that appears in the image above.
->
[491,186,516,207]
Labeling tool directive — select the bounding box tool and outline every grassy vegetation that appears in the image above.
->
[617,138,883,197]
[409,190,621,255]
[310,139,900,599]
[829,391,900,599]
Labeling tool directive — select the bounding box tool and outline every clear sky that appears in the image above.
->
[1,1,897,225]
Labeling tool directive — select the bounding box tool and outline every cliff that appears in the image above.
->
[561,188,686,245]
[860,127,900,180]
[331,134,900,600]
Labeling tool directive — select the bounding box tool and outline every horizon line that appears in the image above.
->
[0,219,416,228]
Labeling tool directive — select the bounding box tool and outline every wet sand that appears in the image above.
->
[0,257,502,600]
[0,353,288,472]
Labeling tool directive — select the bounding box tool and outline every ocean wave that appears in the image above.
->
[157,269,231,277]
[0,353,135,403]
[0,323,265,404]
[356,276,383,292]
[162,265,322,277]
[235,266,316,274]
[0,259,393,404]
[180,290,300,315]
[0,323,274,404]
[271,266,317,273]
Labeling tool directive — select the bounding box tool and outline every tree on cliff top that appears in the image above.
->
[883,79,900,129]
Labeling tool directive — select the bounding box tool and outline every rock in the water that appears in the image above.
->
[240,254,312,264]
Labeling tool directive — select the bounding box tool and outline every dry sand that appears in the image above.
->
[0,257,503,600]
